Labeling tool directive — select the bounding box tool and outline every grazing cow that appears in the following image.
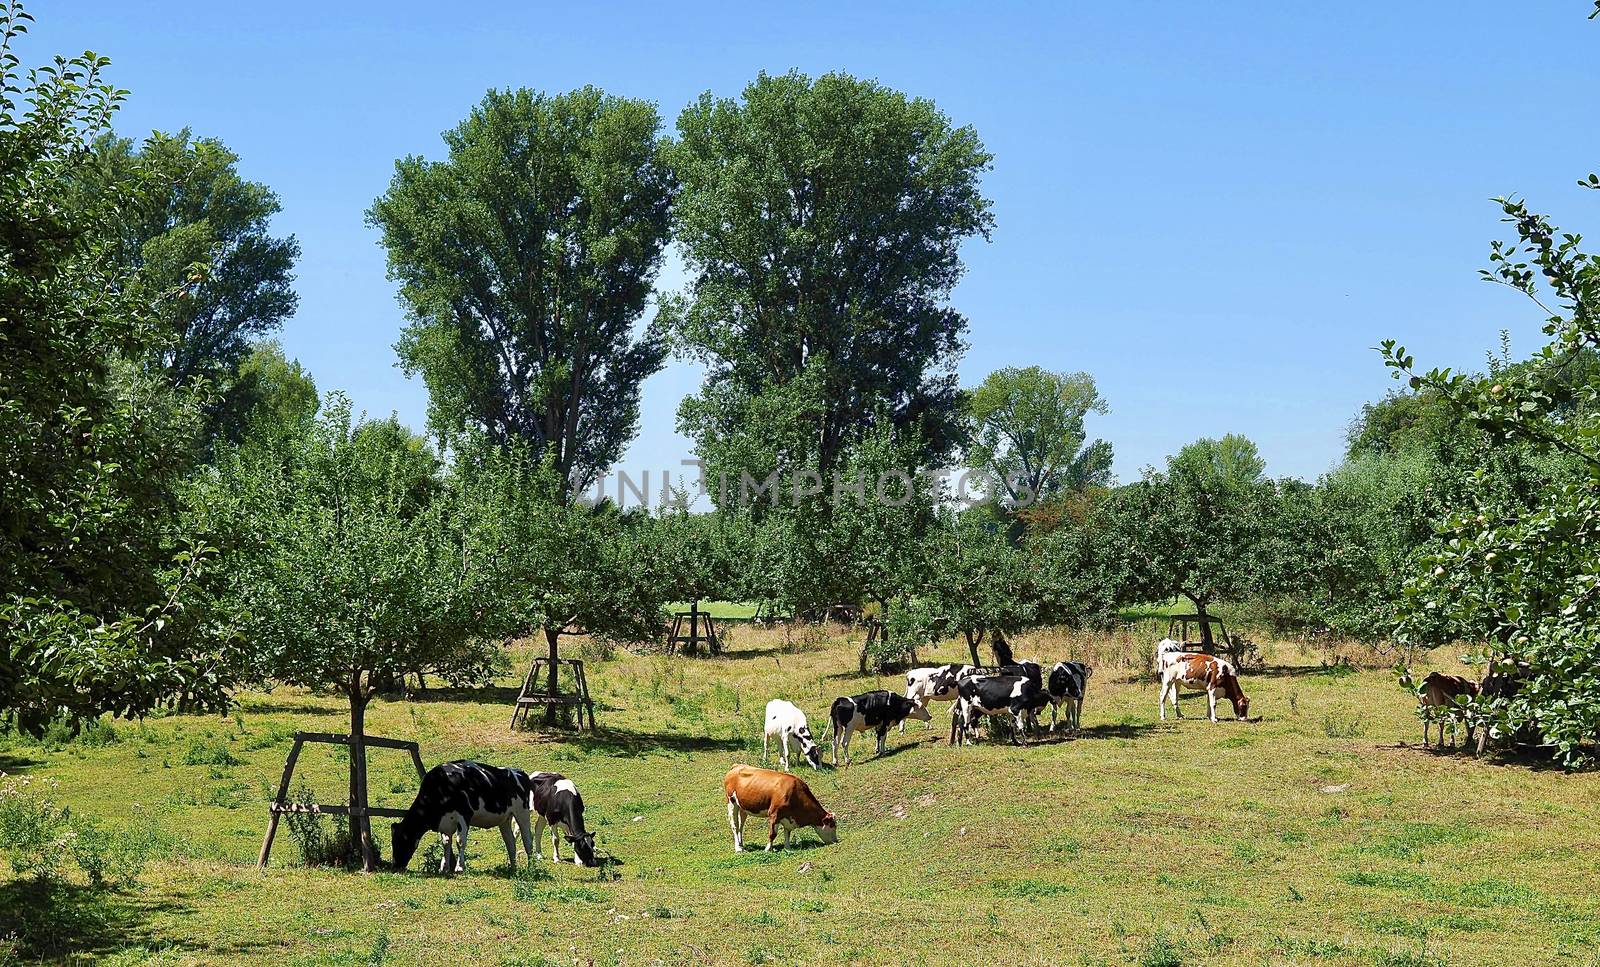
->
[828,690,930,765]
[1159,654,1251,722]
[527,772,597,867]
[723,764,838,852]
[1000,660,1044,689]
[951,674,1047,747]
[390,760,536,874]
[902,664,973,731]
[1415,672,1479,748]
[763,699,822,771]
[1046,661,1093,732]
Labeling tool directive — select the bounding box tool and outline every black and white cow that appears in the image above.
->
[951,674,1047,747]
[902,664,973,732]
[1046,661,1093,732]
[828,690,931,765]
[527,771,597,867]
[1000,660,1043,690]
[390,760,536,874]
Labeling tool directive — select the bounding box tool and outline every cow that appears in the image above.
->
[390,760,536,874]
[527,771,597,867]
[1159,654,1251,722]
[902,664,972,731]
[1400,668,1479,749]
[828,690,930,765]
[1000,660,1044,689]
[763,699,822,771]
[1046,660,1093,732]
[951,674,1047,747]
[723,764,838,852]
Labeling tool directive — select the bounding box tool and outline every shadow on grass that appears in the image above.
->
[404,684,524,706]
[716,645,787,661]
[0,752,42,773]
[0,878,186,961]
[537,726,744,758]
[233,700,343,717]
[1249,664,1362,680]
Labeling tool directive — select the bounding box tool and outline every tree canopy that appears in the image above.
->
[369,87,673,496]
[667,70,993,501]
[966,366,1113,505]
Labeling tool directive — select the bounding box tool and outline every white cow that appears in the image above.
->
[902,664,971,731]
[763,699,822,771]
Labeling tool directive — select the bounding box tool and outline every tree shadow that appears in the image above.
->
[233,701,343,717]
[717,645,787,662]
[1060,721,1167,741]
[545,726,744,758]
[1249,664,1363,680]
[0,752,42,773]
[404,684,523,706]
[0,879,187,961]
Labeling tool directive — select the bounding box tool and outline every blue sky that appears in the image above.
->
[29,2,1600,489]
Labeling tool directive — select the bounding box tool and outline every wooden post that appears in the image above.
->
[257,733,305,868]
[257,732,423,869]
[689,601,700,656]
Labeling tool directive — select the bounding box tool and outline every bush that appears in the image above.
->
[0,776,73,881]
[283,785,362,868]
[182,735,241,767]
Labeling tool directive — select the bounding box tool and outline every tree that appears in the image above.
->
[966,366,1113,505]
[0,1,228,733]
[82,128,298,390]
[368,87,673,497]
[1383,165,1600,765]
[193,397,499,869]
[667,70,993,502]
[1118,436,1280,648]
[469,450,666,722]
[894,509,1036,667]
[211,340,318,446]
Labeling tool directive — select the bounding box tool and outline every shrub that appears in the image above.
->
[283,785,360,868]
[182,735,241,767]
[0,776,73,881]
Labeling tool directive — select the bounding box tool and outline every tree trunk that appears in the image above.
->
[965,628,985,668]
[689,600,701,656]
[348,679,377,872]
[543,626,562,726]
[1181,591,1213,646]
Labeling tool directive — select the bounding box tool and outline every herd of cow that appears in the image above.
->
[387,637,1260,868]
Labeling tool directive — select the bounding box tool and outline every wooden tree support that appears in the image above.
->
[509,657,596,731]
[665,601,721,656]
[257,731,426,869]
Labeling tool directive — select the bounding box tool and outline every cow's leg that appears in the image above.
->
[766,813,780,852]
[1207,687,1218,723]
[549,823,562,863]
[500,821,518,873]
[832,730,841,767]
[1012,710,1029,747]
[840,729,852,765]
[516,810,534,863]
[1159,683,1169,721]
[438,831,453,874]
[727,797,745,852]
[532,815,547,860]
[762,727,770,764]
[876,726,888,756]
[455,824,470,872]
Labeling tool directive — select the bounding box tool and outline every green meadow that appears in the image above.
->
[3,624,1596,966]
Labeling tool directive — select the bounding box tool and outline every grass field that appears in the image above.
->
[3,622,1598,966]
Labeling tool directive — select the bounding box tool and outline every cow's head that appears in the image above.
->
[816,811,839,844]
[797,728,823,770]
[892,693,932,722]
[1226,677,1251,720]
[390,820,422,871]
[569,831,597,867]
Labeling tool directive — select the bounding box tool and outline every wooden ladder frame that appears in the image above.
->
[665,601,721,655]
[256,731,426,869]
[509,657,596,731]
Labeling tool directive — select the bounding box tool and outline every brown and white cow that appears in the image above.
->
[1158,653,1251,722]
[723,765,838,853]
